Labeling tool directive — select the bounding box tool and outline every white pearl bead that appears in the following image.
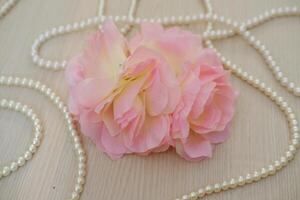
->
[189,191,198,200]
[238,176,245,185]
[286,151,293,161]
[229,178,237,188]
[205,185,213,194]
[253,171,261,181]
[79,169,86,177]
[213,183,221,192]
[2,166,10,176]
[24,151,32,160]
[77,177,85,185]
[280,156,288,166]
[268,165,275,175]
[71,192,79,200]
[10,162,18,171]
[75,184,83,193]
[245,173,253,183]
[197,189,205,197]
[17,157,26,166]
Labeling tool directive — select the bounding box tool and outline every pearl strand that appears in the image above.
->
[0,99,43,179]
[0,0,19,19]
[30,6,300,69]
[172,1,299,200]
[201,8,300,97]
[0,76,87,200]
[31,0,139,71]
[30,13,222,70]
[201,6,299,40]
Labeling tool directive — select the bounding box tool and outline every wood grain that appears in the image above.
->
[0,0,300,199]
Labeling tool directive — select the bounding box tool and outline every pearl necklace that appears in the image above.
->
[0,76,87,200]
[0,0,19,19]
[0,0,299,200]
[0,98,43,178]
[1,4,87,199]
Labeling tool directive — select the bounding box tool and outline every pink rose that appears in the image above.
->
[65,20,238,160]
[170,49,238,161]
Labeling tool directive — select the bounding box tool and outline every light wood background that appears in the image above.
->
[0,0,300,199]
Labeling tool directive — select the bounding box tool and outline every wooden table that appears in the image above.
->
[0,0,300,199]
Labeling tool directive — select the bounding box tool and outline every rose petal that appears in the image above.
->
[190,82,216,119]
[100,124,128,159]
[202,124,231,144]
[129,115,169,153]
[75,77,116,108]
[84,20,127,81]
[65,55,85,86]
[145,73,168,116]
[175,134,213,161]
[113,76,145,119]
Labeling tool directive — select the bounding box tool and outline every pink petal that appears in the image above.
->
[129,115,169,153]
[175,134,213,161]
[113,77,145,119]
[140,22,164,40]
[65,55,85,86]
[191,103,222,134]
[145,73,168,116]
[75,77,116,108]
[196,48,223,68]
[84,20,127,81]
[190,82,216,119]
[79,110,102,142]
[102,105,120,136]
[100,124,128,159]
[171,114,190,139]
[202,124,231,144]
[164,86,181,113]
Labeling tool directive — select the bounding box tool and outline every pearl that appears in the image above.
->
[182,194,189,200]
[189,192,197,200]
[280,156,288,166]
[268,165,276,175]
[24,151,32,160]
[77,177,85,185]
[238,176,245,185]
[197,189,205,197]
[75,184,83,193]
[71,192,80,200]
[214,183,221,192]
[2,166,10,176]
[253,171,261,181]
[17,157,26,166]
[229,178,237,188]
[245,173,253,183]
[292,139,299,148]
[286,151,293,161]
[10,162,18,171]
[205,185,213,194]
[274,160,282,170]
[79,169,86,177]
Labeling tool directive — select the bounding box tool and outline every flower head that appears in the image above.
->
[66,20,238,160]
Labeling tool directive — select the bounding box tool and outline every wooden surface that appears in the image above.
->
[1,0,300,199]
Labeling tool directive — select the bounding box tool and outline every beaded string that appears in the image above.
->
[0,0,20,19]
[0,1,87,200]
